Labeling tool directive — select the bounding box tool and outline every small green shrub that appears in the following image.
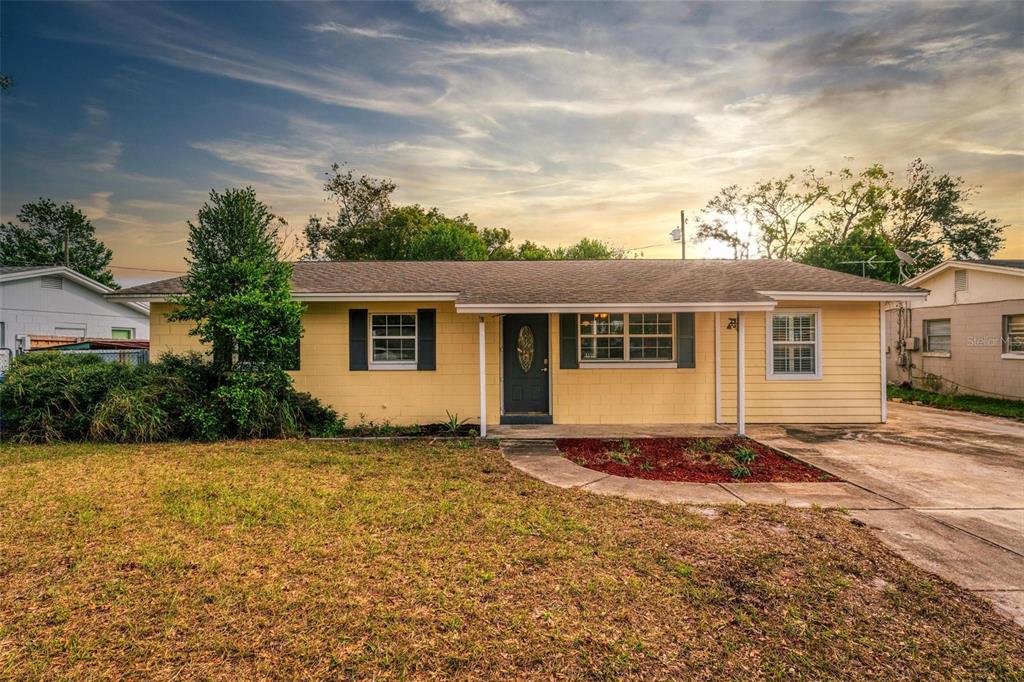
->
[733,446,757,465]
[729,465,751,478]
[691,439,715,454]
[443,410,470,436]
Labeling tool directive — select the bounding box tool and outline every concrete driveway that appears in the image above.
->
[750,402,1024,626]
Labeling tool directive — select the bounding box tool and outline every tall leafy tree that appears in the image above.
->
[304,163,398,260]
[408,221,488,260]
[169,188,303,372]
[0,199,117,287]
[800,227,902,283]
[695,160,1007,276]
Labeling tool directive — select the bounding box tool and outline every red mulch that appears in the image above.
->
[556,437,837,483]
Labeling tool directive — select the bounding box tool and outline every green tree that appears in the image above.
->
[169,188,303,372]
[800,227,901,282]
[0,199,117,287]
[554,238,625,260]
[408,221,488,260]
[694,159,1007,276]
[513,240,555,260]
[304,163,398,260]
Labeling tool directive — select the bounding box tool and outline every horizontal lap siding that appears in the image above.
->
[720,302,882,423]
[150,301,500,426]
[550,312,717,424]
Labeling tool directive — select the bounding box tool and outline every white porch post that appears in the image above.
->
[714,312,722,423]
[880,302,888,423]
[479,316,487,437]
[736,311,745,436]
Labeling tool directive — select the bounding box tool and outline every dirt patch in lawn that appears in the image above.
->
[557,437,837,483]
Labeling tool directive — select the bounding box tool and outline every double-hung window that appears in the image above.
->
[923,319,951,354]
[767,311,821,379]
[579,313,674,363]
[1004,314,1024,357]
[370,313,416,368]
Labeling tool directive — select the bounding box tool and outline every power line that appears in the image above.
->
[110,264,186,274]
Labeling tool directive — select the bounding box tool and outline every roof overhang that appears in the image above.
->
[903,260,1024,287]
[758,290,929,302]
[455,301,777,313]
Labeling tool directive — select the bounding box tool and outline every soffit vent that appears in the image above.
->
[954,270,968,292]
[41,275,63,290]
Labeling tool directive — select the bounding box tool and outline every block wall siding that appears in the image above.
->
[149,300,887,425]
[149,301,501,425]
[886,300,1024,399]
[720,302,883,423]
[549,312,717,424]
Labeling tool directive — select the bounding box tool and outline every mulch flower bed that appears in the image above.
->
[556,437,837,483]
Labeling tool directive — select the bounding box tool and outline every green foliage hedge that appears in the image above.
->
[0,352,344,443]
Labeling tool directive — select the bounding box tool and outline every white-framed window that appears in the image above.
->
[923,318,951,354]
[766,310,822,380]
[578,313,674,363]
[370,313,416,369]
[1003,314,1024,358]
[111,327,135,340]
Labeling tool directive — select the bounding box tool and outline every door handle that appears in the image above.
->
[540,367,548,373]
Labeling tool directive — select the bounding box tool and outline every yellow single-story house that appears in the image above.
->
[109,260,927,436]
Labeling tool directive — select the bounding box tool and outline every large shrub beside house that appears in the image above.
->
[0,352,342,443]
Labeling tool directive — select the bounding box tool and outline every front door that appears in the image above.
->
[502,314,550,420]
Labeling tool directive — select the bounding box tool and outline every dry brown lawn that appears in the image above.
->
[0,439,1021,680]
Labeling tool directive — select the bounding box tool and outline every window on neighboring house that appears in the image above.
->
[578,313,675,362]
[924,319,951,353]
[1004,314,1024,356]
[111,328,134,340]
[767,311,821,378]
[370,313,416,367]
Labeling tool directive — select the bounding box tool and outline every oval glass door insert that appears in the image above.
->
[516,325,535,372]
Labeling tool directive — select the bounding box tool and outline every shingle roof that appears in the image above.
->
[109,259,926,306]
[961,259,1024,270]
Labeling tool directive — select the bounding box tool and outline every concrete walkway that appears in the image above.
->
[501,403,1024,626]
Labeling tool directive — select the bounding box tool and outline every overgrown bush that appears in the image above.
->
[0,353,136,442]
[89,385,170,443]
[0,351,343,443]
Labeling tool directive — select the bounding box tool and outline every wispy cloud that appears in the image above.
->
[87,140,123,172]
[417,0,526,26]
[306,21,417,41]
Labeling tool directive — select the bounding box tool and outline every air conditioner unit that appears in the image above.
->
[903,337,920,351]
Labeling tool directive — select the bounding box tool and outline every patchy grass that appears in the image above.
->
[889,385,1024,420]
[1,440,1022,680]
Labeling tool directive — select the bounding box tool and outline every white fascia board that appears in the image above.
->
[759,290,929,302]
[455,301,776,313]
[903,260,1024,287]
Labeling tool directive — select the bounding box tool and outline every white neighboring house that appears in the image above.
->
[886,259,1024,399]
[0,266,149,354]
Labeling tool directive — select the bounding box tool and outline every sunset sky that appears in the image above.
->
[2,1,1022,285]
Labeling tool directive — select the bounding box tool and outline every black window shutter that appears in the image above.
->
[417,308,436,371]
[349,308,368,371]
[676,312,695,368]
[559,313,578,369]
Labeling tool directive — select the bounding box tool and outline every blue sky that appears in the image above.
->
[2,1,1021,284]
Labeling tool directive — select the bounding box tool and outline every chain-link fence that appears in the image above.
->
[50,348,150,366]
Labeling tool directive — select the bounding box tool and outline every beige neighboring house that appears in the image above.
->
[886,260,1024,399]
